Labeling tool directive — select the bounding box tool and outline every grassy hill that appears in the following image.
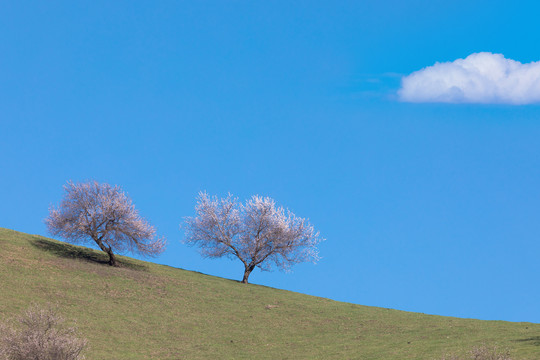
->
[0,227,538,359]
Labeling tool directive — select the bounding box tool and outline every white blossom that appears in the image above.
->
[184,192,323,283]
[45,181,166,266]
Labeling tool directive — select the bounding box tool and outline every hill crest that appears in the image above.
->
[1,227,538,359]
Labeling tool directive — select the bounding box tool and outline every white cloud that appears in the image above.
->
[398,52,540,104]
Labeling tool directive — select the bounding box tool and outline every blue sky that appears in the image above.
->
[2,1,540,323]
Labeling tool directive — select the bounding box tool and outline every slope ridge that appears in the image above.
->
[0,227,538,359]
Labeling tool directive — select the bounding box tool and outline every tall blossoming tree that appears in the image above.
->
[45,181,166,266]
[184,192,323,284]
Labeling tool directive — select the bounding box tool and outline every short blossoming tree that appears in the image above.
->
[45,181,166,267]
[0,305,87,360]
[183,192,323,284]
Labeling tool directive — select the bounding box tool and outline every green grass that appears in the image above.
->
[0,227,538,359]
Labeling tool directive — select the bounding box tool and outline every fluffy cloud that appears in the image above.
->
[398,52,540,104]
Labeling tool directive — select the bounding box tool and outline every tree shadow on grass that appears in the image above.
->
[30,238,147,271]
[514,336,540,346]
[513,336,540,346]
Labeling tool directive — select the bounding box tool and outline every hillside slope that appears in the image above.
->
[0,227,538,359]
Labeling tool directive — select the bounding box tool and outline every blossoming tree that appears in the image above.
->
[46,181,166,266]
[184,192,323,283]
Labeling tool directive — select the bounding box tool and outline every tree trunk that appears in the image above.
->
[105,247,117,266]
[242,265,255,284]
[94,237,118,267]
